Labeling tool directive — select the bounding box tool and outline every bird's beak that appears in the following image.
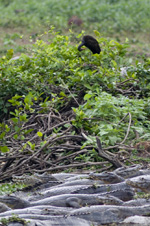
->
[78,43,85,51]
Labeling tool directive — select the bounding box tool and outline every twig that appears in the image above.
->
[5,123,38,139]
[96,137,124,168]
[116,78,138,86]
[34,161,107,173]
[48,112,52,130]
[54,149,88,163]
[60,79,80,107]
[120,112,132,144]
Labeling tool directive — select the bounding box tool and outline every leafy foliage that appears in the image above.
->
[74,92,149,146]
[0,183,25,195]
[0,215,28,225]
[0,0,150,33]
[0,29,150,173]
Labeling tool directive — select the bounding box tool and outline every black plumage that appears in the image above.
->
[78,35,101,54]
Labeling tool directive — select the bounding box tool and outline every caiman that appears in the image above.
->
[89,171,124,184]
[0,202,11,213]
[96,188,134,201]
[0,187,134,211]
[12,173,59,184]
[0,215,96,226]
[12,173,62,191]
[0,205,73,217]
[63,174,89,181]
[126,174,150,192]
[28,185,98,201]
[114,164,144,178]
[123,198,150,207]
[68,204,150,224]
[13,174,101,191]
[56,179,104,187]
[0,195,30,209]
[0,193,119,209]
[28,181,134,202]
[90,166,150,183]
[95,194,124,205]
[72,182,133,195]
[0,195,124,218]
[2,204,150,225]
[1,165,149,225]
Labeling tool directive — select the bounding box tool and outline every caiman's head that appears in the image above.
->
[0,195,30,209]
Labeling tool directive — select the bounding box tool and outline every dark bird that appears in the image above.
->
[78,35,101,54]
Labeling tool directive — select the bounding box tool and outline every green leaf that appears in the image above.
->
[94,30,100,37]
[37,131,43,137]
[59,91,66,97]
[11,118,18,124]
[27,141,35,150]
[6,49,13,60]
[0,132,5,139]
[64,123,71,128]
[24,92,33,105]
[13,134,18,139]
[0,146,9,153]
[84,93,93,100]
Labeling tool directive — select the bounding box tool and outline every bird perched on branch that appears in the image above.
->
[78,35,101,54]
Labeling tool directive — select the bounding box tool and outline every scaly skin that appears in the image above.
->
[97,188,134,201]
[12,173,59,185]
[72,182,133,196]
[69,204,150,224]
[1,167,149,225]
[0,196,30,209]
[96,194,124,205]
[0,205,72,217]
[2,204,150,225]
[29,185,96,201]
[0,188,133,211]
[12,173,63,192]
[89,171,124,184]
[31,193,107,208]
[114,164,142,178]
[126,175,150,192]
[123,198,150,207]
[57,179,104,187]
[0,193,107,209]
[0,215,94,226]
[28,181,134,202]
[0,202,11,213]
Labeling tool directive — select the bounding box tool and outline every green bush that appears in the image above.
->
[1,29,150,153]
